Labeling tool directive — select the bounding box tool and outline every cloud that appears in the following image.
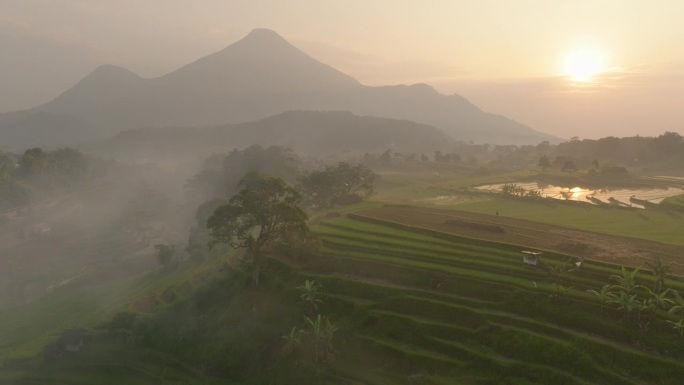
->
[431,64,684,140]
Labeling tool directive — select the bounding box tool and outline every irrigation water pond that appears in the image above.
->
[475,182,684,208]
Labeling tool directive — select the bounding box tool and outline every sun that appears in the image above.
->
[562,48,604,82]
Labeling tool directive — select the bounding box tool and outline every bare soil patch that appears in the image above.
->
[132,295,156,313]
[356,205,684,274]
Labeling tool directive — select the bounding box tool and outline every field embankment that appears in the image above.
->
[353,205,684,274]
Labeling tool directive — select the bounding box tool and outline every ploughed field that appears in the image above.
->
[306,209,684,384]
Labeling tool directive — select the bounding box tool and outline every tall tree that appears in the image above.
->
[154,244,177,269]
[538,155,551,171]
[300,162,375,208]
[207,172,310,285]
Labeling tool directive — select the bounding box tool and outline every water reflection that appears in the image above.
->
[476,183,684,208]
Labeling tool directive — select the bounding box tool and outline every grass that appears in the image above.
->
[369,164,684,245]
[0,341,228,385]
[454,196,684,245]
[0,250,234,364]
[661,193,684,210]
[302,213,684,384]
[5,188,684,383]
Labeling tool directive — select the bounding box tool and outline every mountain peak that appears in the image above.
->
[163,28,360,91]
[88,64,139,80]
[224,28,298,55]
[242,28,284,41]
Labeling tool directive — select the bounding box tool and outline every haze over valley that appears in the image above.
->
[1,2,684,384]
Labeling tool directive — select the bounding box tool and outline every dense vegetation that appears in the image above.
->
[0,148,103,210]
[2,131,684,384]
[7,210,684,384]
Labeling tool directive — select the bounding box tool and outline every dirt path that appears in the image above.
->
[355,205,684,274]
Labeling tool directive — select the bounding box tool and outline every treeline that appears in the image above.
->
[185,144,374,208]
[184,144,375,260]
[0,147,104,210]
[349,132,683,174]
[487,131,684,171]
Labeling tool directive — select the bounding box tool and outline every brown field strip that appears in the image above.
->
[353,205,684,275]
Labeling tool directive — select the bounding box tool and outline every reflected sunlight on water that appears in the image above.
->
[475,182,684,208]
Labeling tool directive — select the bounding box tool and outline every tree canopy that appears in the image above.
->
[0,147,97,210]
[299,162,375,208]
[207,172,310,285]
[186,145,300,204]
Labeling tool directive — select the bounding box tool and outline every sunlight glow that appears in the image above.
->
[562,48,605,82]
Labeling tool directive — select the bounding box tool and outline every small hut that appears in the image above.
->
[522,251,543,266]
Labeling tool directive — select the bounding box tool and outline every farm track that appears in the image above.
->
[310,213,684,384]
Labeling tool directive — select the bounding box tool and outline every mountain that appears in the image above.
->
[0,28,559,149]
[92,110,454,161]
[0,111,93,149]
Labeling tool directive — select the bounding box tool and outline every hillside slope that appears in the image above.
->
[0,29,559,148]
[93,110,455,160]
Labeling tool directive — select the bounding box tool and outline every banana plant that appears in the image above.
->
[646,288,676,321]
[298,279,323,314]
[606,290,640,322]
[281,326,304,355]
[666,318,684,337]
[587,284,618,318]
[304,314,338,364]
[645,257,673,294]
[610,266,647,295]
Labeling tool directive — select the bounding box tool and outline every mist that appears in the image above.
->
[2,3,684,384]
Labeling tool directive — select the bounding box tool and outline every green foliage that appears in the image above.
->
[546,258,576,302]
[207,172,310,285]
[525,189,543,198]
[154,244,177,268]
[561,160,577,173]
[11,209,684,384]
[586,284,616,318]
[304,314,338,364]
[297,279,323,314]
[500,183,526,196]
[457,196,684,246]
[586,265,681,326]
[281,326,304,355]
[538,155,551,171]
[186,199,227,261]
[186,145,300,203]
[0,147,96,210]
[609,266,646,294]
[645,256,673,293]
[299,162,375,208]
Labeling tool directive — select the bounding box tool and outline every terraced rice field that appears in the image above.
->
[305,213,684,385]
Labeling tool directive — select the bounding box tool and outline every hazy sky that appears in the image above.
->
[2,1,683,139]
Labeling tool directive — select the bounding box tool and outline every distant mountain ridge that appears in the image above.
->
[92,110,454,160]
[0,28,559,149]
